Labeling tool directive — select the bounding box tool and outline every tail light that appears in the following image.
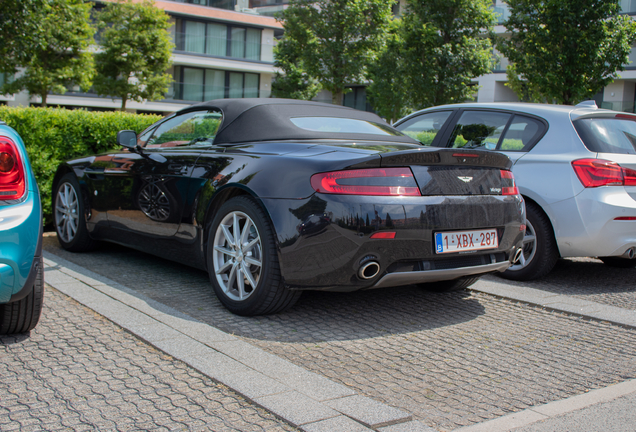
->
[572,159,636,187]
[500,170,519,195]
[0,137,26,201]
[311,168,421,196]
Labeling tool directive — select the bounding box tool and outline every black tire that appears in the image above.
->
[499,202,559,281]
[419,276,480,293]
[207,196,301,316]
[0,256,44,334]
[599,256,636,268]
[54,173,96,252]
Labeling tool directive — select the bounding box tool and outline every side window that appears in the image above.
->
[451,111,511,149]
[137,124,159,147]
[500,115,544,151]
[396,111,452,146]
[146,110,223,148]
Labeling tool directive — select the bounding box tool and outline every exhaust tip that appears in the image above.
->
[624,247,635,259]
[358,261,380,280]
[512,248,523,264]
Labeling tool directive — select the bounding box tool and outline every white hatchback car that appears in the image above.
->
[395,102,636,280]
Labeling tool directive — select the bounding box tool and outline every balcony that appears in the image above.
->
[167,81,270,102]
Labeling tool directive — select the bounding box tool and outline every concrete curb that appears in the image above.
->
[471,279,636,329]
[43,252,433,432]
[452,378,636,432]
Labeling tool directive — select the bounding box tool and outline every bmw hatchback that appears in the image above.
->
[395,101,636,280]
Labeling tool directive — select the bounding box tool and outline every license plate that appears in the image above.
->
[435,229,498,254]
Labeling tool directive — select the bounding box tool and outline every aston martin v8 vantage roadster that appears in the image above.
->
[53,99,525,316]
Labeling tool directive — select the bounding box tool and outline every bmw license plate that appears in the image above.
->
[435,229,498,254]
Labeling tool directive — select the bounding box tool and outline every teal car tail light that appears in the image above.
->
[0,137,26,201]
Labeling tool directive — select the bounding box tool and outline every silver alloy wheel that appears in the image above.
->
[508,219,537,271]
[212,211,263,301]
[55,182,80,243]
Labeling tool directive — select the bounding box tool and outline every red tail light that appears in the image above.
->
[0,137,26,200]
[500,170,519,195]
[572,159,636,187]
[310,168,421,196]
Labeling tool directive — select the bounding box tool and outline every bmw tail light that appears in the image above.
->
[500,170,519,195]
[311,168,421,196]
[572,159,636,187]
[0,137,26,200]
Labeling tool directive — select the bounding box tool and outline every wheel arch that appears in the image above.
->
[200,184,277,269]
[521,194,561,258]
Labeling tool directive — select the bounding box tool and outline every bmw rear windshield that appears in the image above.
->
[573,116,636,155]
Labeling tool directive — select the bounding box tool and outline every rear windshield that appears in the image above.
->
[573,117,636,155]
[290,117,404,136]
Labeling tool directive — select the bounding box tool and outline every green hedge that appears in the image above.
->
[0,106,162,225]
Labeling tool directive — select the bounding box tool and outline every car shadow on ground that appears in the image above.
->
[43,235,487,343]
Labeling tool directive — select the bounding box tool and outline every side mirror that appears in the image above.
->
[117,130,138,149]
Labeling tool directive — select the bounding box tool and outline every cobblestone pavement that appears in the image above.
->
[482,257,636,311]
[0,285,298,432]
[42,235,636,431]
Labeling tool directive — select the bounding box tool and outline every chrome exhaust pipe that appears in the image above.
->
[622,247,635,259]
[512,248,523,264]
[358,261,380,280]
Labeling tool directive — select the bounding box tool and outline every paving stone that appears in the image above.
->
[254,391,339,426]
[379,420,438,432]
[325,395,412,428]
[0,287,298,432]
[301,415,372,432]
[42,235,636,432]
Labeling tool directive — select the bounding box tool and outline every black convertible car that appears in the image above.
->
[53,99,525,315]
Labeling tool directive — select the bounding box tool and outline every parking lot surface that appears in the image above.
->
[39,235,636,431]
[0,285,297,431]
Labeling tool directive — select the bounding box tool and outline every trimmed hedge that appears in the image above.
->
[0,106,162,225]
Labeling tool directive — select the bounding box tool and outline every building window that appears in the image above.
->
[177,19,261,61]
[174,66,260,101]
[343,87,373,112]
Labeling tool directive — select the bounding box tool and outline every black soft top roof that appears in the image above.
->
[179,98,418,145]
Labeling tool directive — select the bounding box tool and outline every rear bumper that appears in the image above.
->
[264,193,524,291]
[0,193,43,303]
[550,186,636,258]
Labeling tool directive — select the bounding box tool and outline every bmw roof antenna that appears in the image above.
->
[575,100,598,109]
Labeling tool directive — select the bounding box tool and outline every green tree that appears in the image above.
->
[277,0,393,105]
[94,0,173,111]
[368,0,496,119]
[498,0,636,105]
[0,0,41,77]
[1,0,95,106]
[271,34,320,100]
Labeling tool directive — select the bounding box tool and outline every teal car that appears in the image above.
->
[0,119,43,334]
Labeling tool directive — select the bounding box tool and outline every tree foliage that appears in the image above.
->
[0,0,41,76]
[276,0,393,104]
[368,0,496,121]
[271,34,320,100]
[498,0,636,105]
[1,0,95,106]
[94,0,173,111]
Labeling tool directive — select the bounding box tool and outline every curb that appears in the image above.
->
[471,278,636,329]
[43,252,434,432]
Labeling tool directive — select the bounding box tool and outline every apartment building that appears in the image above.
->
[0,0,287,115]
[477,0,636,112]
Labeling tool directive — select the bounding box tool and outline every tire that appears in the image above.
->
[54,173,96,252]
[499,202,559,281]
[207,196,301,316]
[419,276,480,293]
[0,256,44,334]
[599,256,636,268]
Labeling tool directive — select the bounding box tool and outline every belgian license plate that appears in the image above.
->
[435,229,498,254]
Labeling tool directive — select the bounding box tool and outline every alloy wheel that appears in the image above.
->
[55,182,79,243]
[212,211,263,301]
